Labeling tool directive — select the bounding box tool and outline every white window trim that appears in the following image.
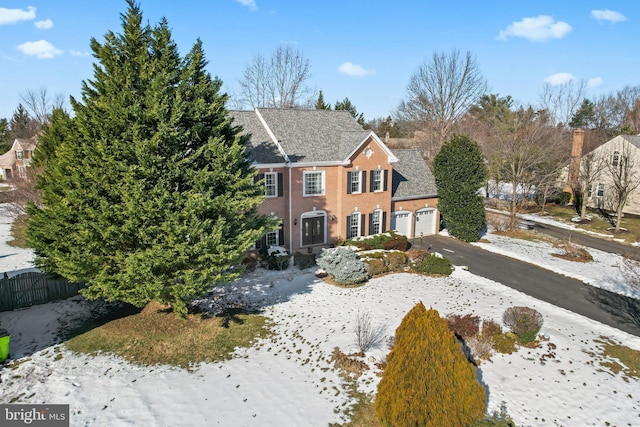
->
[612,151,620,167]
[266,229,279,247]
[372,169,383,192]
[303,170,325,197]
[349,212,361,239]
[264,172,277,198]
[597,183,605,197]
[350,170,362,194]
[371,209,382,235]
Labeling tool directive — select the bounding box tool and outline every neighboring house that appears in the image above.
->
[231,108,439,253]
[0,137,37,180]
[564,132,640,216]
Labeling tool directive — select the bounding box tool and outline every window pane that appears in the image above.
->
[265,173,276,197]
[350,171,360,193]
[373,170,382,191]
[305,172,323,195]
[372,210,381,235]
[266,230,278,246]
[350,213,359,238]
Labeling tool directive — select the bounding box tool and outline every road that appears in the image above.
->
[414,234,640,337]
[530,221,635,256]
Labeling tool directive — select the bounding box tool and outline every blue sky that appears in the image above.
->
[0,1,637,122]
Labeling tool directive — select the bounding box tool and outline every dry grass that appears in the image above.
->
[6,214,27,248]
[65,300,271,370]
[594,336,640,380]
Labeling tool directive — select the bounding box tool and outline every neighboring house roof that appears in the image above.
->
[619,134,640,149]
[13,137,37,152]
[391,149,438,200]
[0,150,15,168]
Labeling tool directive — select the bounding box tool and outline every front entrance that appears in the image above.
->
[301,214,325,246]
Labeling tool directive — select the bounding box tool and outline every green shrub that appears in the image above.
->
[493,333,518,354]
[366,259,386,277]
[259,246,290,270]
[293,252,316,270]
[339,231,409,251]
[502,306,543,345]
[411,254,453,275]
[385,252,408,271]
[375,303,486,427]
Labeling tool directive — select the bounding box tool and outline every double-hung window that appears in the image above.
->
[304,171,324,196]
[597,183,605,197]
[348,212,360,239]
[372,169,383,192]
[612,151,620,167]
[264,172,277,198]
[350,171,361,194]
[370,210,382,235]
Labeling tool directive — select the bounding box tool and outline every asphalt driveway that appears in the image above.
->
[415,234,640,337]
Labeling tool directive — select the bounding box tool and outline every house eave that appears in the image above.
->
[391,194,438,202]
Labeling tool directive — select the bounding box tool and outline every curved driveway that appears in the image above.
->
[418,234,640,337]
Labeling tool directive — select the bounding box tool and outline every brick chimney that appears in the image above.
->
[564,128,584,197]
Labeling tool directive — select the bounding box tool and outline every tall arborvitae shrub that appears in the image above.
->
[433,135,487,242]
[375,302,486,426]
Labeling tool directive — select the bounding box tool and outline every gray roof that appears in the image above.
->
[232,108,370,163]
[621,135,640,149]
[391,149,438,200]
[230,110,286,164]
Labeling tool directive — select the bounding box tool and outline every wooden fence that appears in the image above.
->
[0,271,83,312]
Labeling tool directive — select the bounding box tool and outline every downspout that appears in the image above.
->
[288,160,293,253]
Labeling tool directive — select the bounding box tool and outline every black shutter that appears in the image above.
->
[382,212,387,232]
[368,214,373,236]
[278,224,285,246]
[361,171,367,193]
[370,171,375,192]
[254,173,265,184]
[347,171,353,194]
[346,216,351,238]
[256,234,267,250]
[277,173,284,197]
[383,169,388,191]
[360,214,366,236]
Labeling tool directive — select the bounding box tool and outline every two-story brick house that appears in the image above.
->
[231,108,438,253]
[0,137,38,180]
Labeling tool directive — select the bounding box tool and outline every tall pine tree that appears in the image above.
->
[433,135,487,242]
[27,1,276,317]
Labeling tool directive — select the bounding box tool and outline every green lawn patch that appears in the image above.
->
[65,300,272,370]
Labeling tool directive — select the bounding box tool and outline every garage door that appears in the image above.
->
[414,208,437,237]
[391,211,412,237]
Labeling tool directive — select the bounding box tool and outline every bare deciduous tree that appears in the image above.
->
[538,79,587,128]
[601,141,640,232]
[20,87,66,130]
[237,45,313,109]
[395,50,487,159]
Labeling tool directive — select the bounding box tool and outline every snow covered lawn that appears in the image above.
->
[1,211,640,426]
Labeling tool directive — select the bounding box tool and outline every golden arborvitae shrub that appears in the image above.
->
[375,302,486,427]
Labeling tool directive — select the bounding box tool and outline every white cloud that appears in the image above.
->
[17,40,63,59]
[497,15,572,42]
[69,49,89,57]
[587,77,603,88]
[544,72,576,85]
[591,9,626,23]
[338,62,373,77]
[0,6,36,25]
[34,19,53,30]
[235,0,257,11]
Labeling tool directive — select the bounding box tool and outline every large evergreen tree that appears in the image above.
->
[375,302,486,426]
[335,97,365,125]
[27,1,276,317]
[433,135,487,242]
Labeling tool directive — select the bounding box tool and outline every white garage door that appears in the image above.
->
[414,208,437,237]
[391,211,412,237]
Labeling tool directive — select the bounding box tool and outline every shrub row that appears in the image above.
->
[339,231,409,251]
